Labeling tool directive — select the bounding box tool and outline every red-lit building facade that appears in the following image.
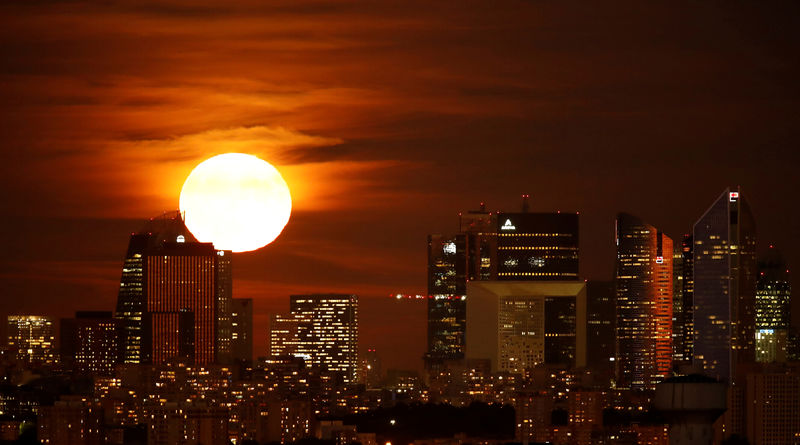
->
[143,242,220,365]
[615,213,673,391]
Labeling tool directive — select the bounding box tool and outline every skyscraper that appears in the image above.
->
[272,294,359,382]
[143,241,218,365]
[678,234,694,363]
[693,188,757,382]
[615,213,673,391]
[231,298,253,364]
[425,234,468,366]
[269,314,301,359]
[425,204,496,369]
[496,212,579,280]
[426,200,580,372]
[216,250,233,364]
[7,315,54,365]
[465,281,586,373]
[60,311,121,375]
[672,242,684,363]
[755,246,791,363]
[586,281,615,377]
[114,211,232,365]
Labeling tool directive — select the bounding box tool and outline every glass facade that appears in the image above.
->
[425,206,495,368]
[114,211,231,365]
[680,234,694,362]
[693,188,756,382]
[755,248,791,363]
[496,212,579,281]
[614,213,672,391]
[426,234,468,364]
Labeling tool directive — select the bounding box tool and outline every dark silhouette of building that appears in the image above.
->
[674,234,694,364]
[615,213,673,391]
[231,298,253,365]
[654,374,727,445]
[60,311,121,375]
[693,188,757,382]
[586,281,615,378]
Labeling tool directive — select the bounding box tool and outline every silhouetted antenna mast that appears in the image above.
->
[521,194,530,213]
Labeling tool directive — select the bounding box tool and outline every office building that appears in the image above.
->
[675,234,694,363]
[693,187,757,382]
[586,281,615,376]
[496,212,579,280]
[216,250,233,364]
[358,348,382,388]
[458,202,496,281]
[269,314,301,359]
[143,241,218,365]
[755,247,791,363]
[37,398,104,445]
[426,234,469,366]
[745,364,800,445]
[425,204,495,369]
[271,294,358,382]
[465,281,586,373]
[60,311,121,375]
[7,315,54,365]
[231,298,253,364]
[615,213,673,391]
[672,244,684,364]
[114,211,232,365]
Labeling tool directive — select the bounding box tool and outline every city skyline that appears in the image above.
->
[2,1,800,377]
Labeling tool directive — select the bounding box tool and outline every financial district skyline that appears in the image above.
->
[2,185,799,445]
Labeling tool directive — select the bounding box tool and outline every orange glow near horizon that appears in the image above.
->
[179,153,292,252]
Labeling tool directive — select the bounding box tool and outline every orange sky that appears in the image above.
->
[2,1,800,370]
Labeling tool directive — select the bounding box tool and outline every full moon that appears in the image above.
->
[179,153,292,252]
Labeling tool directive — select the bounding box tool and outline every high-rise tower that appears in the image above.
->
[693,187,757,382]
[114,211,232,365]
[496,212,579,281]
[270,294,359,382]
[755,246,791,363]
[425,204,496,369]
[7,315,55,365]
[615,213,673,391]
[425,199,580,371]
[231,298,253,365]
